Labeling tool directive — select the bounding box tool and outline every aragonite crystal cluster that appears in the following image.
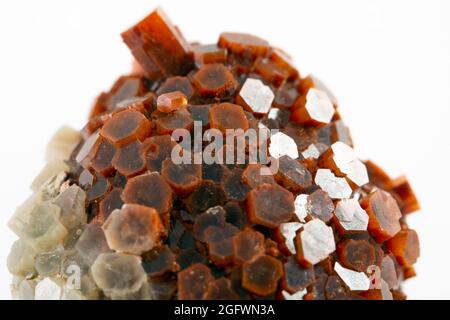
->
[7,7,420,300]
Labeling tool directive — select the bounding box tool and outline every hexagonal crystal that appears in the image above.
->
[294,194,308,222]
[314,169,352,199]
[280,222,302,254]
[91,253,146,297]
[301,144,321,159]
[53,184,87,230]
[238,78,274,115]
[35,277,65,300]
[335,198,369,232]
[334,262,370,291]
[305,88,334,124]
[17,201,67,251]
[18,279,36,300]
[76,224,112,266]
[268,132,299,159]
[297,219,335,265]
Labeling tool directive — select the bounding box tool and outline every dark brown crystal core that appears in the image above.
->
[61,7,420,300]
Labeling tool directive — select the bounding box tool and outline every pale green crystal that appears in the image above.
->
[7,239,36,277]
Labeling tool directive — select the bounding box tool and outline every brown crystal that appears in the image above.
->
[242,255,283,296]
[156,91,188,113]
[122,172,173,214]
[152,107,193,135]
[100,110,151,147]
[141,135,177,173]
[233,229,265,264]
[112,141,146,177]
[161,159,202,197]
[157,76,195,99]
[387,176,420,215]
[361,189,402,243]
[121,8,192,79]
[218,33,269,58]
[386,229,420,267]
[209,103,249,133]
[337,239,376,272]
[275,155,312,192]
[307,189,334,223]
[142,245,176,276]
[242,164,276,188]
[192,64,238,98]
[282,256,315,293]
[193,44,227,67]
[246,183,294,228]
[98,188,124,223]
[204,278,239,300]
[178,263,213,300]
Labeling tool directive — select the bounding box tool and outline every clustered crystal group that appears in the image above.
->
[7,8,420,300]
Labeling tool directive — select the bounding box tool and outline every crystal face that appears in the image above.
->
[7,7,420,300]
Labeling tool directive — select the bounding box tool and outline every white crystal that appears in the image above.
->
[18,279,36,300]
[35,277,65,300]
[299,219,335,265]
[334,262,370,291]
[335,198,369,232]
[329,142,369,187]
[53,184,87,230]
[310,75,338,106]
[7,239,36,277]
[301,144,321,159]
[111,283,153,300]
[294,194,308,222]
[280,222,302,254]
[31,160,69,192]
[91,253,146,297]
[282,289,307,300]
[45,126,80,162]
[61,287,86,300]
[305,88,334,124]
[268,132,299,159]
[239,78,274,114]
[268,108,280,120]
[314,169,352,199]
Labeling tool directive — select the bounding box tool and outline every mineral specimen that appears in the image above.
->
[7,7,420,300]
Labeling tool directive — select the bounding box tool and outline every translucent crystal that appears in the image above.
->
[304,88,334,124]
[75,224,112,266]
[53,185,87,230]
[268,132,299,159]
[7,239,36,277]
[111,282,153,300]
[34,245,64,276]
[334,262,370,291]
[314,169,352,199]
[91,253,146,296]
[18,279,36,300]
[237,78,274,115]
[296,219,335,266]
[35,277,65,300]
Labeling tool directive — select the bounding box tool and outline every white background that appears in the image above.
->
[0,0,449,300]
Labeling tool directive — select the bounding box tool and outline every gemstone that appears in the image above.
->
[91,252,147,297]
[218,32,269,58]
[209,103,249,132]
[292,88,335,126]
[121,8,192,79]
[268,133,299,159]
[192,64,237,98]
[237,78,274,115]
[122,172,173,214]
[361,189,402,243]
[296,219,336,266]
[334,198,369,233]
[386,229,420,267]
[282,256,315,293]
[334,262,370,291]
[178,263,213,300]
[242,255,283,296]
[100,110,151,147]
[337,239,376,272]
[9,7,420,301]
[157,91,188,113]
[314,169,352,199]
[103,204,164,254]
[193,44,227,67]
[246,183,294,228]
